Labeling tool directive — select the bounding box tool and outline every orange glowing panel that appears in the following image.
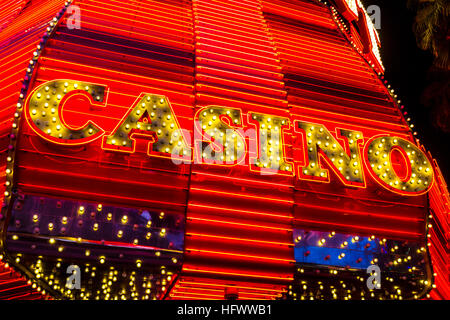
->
[335,0,359,21]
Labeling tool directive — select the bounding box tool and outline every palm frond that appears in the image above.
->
[409,0,450,69]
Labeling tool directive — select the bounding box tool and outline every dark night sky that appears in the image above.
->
[367,0,450,182]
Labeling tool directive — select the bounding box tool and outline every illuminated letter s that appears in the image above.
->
[194,106,246,165]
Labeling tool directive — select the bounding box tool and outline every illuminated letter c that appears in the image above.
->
[25,79,107,145]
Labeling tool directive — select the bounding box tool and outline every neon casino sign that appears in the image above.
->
[0,0,437,301]
[24,79,434,196]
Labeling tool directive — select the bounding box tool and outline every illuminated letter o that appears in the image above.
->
[366,136,433,195]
